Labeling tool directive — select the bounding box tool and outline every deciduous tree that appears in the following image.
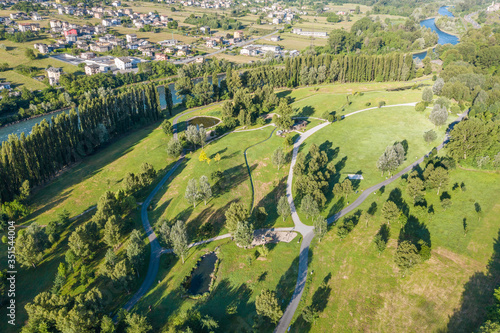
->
[255,290,283,323]
[277,195,291,221]
[170,220,189,263]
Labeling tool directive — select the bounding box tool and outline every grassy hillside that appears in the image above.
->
[290,168,500,332]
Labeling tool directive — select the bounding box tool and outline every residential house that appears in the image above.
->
[142,50,154,57]
[90,43,111,52]
[0,82,12,90]
[234,30,243,39]
[155,53,169,61]
[158,39,177,46]
[85,64,101,75]
[112,0,121,6]
[127,43,138,50]
[18,23,32,32]
[270,35,280,42]
[32,13,43,20]
[126,34,137,43]
[200,26,210,34]
[34,43,50,54]
[46,67,62,86]
[80,52,96,60]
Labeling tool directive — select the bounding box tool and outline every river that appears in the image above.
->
[413,6,460,60]
[158,73,225,108]
[0,109,72,144]
[0,73,226,144]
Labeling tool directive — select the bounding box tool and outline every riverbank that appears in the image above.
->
[434,16,463,37]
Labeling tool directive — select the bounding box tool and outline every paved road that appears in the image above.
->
[173,30,279,65]
[123,154,184,311]
[274,107,469,332]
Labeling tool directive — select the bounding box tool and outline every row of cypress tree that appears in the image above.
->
[0,83,161,203]
[238,52,415,89]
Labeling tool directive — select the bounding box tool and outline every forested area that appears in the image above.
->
[323,17,438,55]
[174,52,415,112]
[432,28,500,172]
[0,83,161,207]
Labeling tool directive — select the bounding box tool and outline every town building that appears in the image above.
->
[46,67,63,86]
[115,56,132,70]
[85,64,101,75]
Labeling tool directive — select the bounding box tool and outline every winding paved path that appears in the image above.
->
[123,101,468,322]
[275,107,469,332]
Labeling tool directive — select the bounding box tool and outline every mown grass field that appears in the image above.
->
[135,237,301,332]
[149,124,295,242]
[25,122,176,227]
[290,167,500,332]
[293,104,452,223]
[0,120,180,331]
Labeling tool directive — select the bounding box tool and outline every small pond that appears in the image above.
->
[186,252,218,295]
[188,116,221,129]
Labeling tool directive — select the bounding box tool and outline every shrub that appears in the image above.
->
[378,101,386,108]
[423,130,437,143]
[365,102,371,106]
[415,101,426,112]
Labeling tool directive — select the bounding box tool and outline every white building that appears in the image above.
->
[46,67,63,86]
[292,28,327,37]
[115,56,132,70]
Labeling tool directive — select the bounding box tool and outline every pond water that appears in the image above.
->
[187,252,218,295]
[188,116,221,128]
[413,6,459,60]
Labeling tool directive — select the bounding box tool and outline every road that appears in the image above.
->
[123,101,469,322]
[274,105,469,332]
[173,30,280,65]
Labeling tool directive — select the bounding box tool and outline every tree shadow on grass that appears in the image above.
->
[297,105,315,117]
[195,278,254,331]
[446,229,500,333]
[276,255,300,305]
[388,187,410,217]
[253,175,287,229]
[368,201,378,215]
[311,273,332,313]
[398,215,431,249]
[328,197,346,221]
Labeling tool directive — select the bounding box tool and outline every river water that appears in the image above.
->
[0,109,71,143]
[158,73,225,108]
[413,6,459,60]
[0,73,226,144]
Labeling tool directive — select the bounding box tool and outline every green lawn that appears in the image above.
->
[0,37,80,90]
[290,167,500,333]
[25,122,176,226]
[150,126,289,241]
[135,237,301,332]
[293,104,450,224]
[0,122,176,331]
[287,86,425,118]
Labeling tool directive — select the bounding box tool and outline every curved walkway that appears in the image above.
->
[123,155,185,311]
[123,101,454,317]
[275,107,469,332]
